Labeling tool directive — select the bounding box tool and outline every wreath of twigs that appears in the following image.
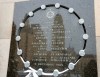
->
[16,3,89,77]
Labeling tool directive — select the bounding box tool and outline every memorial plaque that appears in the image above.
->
[7,0,98,77]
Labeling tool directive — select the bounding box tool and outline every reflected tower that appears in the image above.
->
[52,14,65,51]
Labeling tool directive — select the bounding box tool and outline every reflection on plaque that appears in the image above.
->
[18,14,77,71]
[7,1,97,77]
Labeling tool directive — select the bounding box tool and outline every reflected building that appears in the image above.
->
[44,14,77,73]
[30,24,47,69]
[31,24,47,52]
[52,14,65,51]
[18,17,47,69]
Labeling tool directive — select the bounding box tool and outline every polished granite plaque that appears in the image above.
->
[7,0,97,77]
